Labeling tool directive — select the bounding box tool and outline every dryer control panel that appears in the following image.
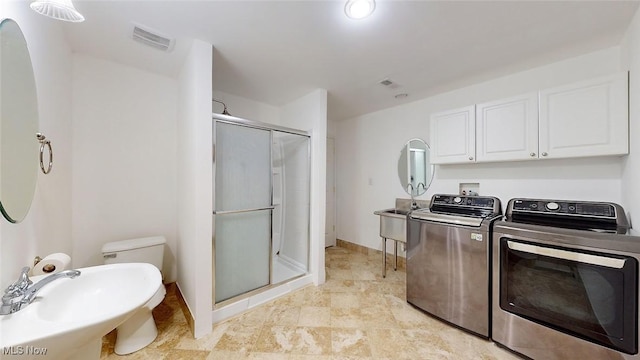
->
[506,198,629,234]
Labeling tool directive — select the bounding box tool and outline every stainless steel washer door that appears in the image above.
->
[406,217,491,337]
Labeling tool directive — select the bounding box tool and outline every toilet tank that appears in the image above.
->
[102,236,166,271]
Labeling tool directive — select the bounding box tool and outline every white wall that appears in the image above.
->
[213,90,280,125]
[70,54,178,281]
[336,47,625,254]
[621,7,640,234]
[176,40,213,338]
[0,2,73,288]
[280,89,328,285]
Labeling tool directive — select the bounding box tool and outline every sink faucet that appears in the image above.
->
[1,266,81,315]
[407,183,418,210]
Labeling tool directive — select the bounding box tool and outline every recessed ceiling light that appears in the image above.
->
[395,93,409,99]
[345,0,375,20]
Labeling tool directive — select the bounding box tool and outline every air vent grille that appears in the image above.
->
[132,24,174,52]
[379,78,400,89]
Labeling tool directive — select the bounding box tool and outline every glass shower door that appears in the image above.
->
[214,122,272,303]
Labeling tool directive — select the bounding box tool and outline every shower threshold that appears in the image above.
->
[212,273,313,324]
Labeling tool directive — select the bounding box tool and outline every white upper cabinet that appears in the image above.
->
[429,72,629,165]
[476,92,539,162]
[430,105,476,164]
[539,72,629,159]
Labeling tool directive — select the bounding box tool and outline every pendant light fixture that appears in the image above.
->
[30,0,85,23]
[344,0,376,20]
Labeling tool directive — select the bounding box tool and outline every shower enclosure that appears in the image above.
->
[212,116,310,305]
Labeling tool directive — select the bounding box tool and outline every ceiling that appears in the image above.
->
[64,1,640,121]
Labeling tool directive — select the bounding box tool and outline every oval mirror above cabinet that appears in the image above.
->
[397,138,434,196]
[0,18,40,223]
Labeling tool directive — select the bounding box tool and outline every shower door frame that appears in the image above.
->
[212,114,311,308]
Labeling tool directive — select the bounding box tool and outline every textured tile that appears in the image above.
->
[367,328,413,359]
[175,320,230,351]
[326,268,353,280]
[330,293,360,309]
[254,326,296,353]
[255,326,332,355]
[302,287,332,307]
[290,327,332,355]
[330,308,363,328]
[264,305,302,326]
[244,352,291,359]
[358,305,398,329]
[331,329,372,357]
[102,246,521,360]
[102,347,169,359]
[213,322,262,354]
[163,349,211,360]
[289,355,331,360]
[350,269,376,281]
[207,350,245,360]
[298,306,331,327]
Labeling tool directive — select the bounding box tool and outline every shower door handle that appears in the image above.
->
[213,206,275,215]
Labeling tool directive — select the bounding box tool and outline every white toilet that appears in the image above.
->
[101,236,167,355]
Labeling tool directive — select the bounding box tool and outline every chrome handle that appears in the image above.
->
[530,152,536,157]
[507,241,625,268]
[37,133,53,174]
[6,267,32,294]
[541,152,548,157]
[214,206,276,215]
[468,156,474,161]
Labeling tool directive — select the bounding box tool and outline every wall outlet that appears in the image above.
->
[459,182,480,196]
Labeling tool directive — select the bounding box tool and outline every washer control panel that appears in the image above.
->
[430,194,502,219]
[431,194,496,209]
[511,199,616,218]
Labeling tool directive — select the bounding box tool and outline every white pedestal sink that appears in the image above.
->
[0,263,161,359]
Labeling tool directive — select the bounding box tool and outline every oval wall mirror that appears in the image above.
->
[397,138,434,196]
[0,18,40,223]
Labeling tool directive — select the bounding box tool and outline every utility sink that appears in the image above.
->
[377,209,410,216]
[374,198,430,277]
[0,263,161,360]
[374,208,409,242]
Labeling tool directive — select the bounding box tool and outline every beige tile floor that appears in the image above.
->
[101,246,522,360]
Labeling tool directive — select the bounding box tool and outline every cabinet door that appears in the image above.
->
[539,72,628,159]
[430,105,476,164]
[476,92,539,162]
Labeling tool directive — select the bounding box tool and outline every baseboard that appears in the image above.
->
[173,282,195,337]
[336,238,406,270]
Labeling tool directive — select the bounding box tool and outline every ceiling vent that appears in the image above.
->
[131,23,174,52]
[379,78,400,89]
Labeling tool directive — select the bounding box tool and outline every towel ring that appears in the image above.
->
[36,133,53,174]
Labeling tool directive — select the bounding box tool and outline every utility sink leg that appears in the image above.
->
[382,237,387,278]
[393,241,398,271]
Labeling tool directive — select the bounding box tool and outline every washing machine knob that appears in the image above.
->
[453,197,462,204]
[546,202,560,211]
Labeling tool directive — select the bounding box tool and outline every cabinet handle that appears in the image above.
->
[541,152,548,157]
[468,156,474,161]
[530,152,536,157]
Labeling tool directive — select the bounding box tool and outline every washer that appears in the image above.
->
[407,194,502,338]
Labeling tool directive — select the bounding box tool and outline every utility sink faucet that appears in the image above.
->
[1,266,81,315]
[407,183,419,210]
